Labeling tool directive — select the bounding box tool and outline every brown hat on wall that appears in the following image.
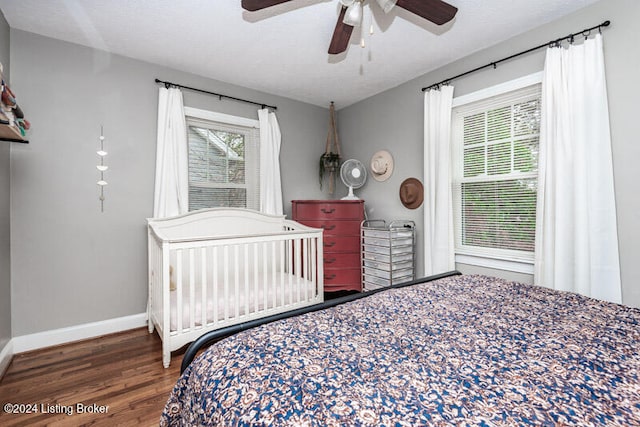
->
[399,178,424,209]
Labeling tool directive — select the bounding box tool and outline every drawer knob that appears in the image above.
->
[324,258,336,264]
[326,274,336,280]
[321,208,336,214]
[324,242,336,248]
[321,224,336,231]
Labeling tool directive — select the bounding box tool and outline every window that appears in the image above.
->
[184,107,260,211]
[452,77,541,268]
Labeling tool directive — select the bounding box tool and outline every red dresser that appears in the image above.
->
[292,200,364,292]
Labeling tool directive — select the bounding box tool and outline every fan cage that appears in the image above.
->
[341,159,367,189]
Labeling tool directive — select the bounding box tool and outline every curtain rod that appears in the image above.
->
[154,78,277,110]
[421,20,611,92]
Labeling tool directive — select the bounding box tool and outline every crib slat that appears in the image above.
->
[159,242,164,325]
[224,246,229,321]
[201,247,207,327]
[262,242,268,310]
[189,249,195,330]
[279,240,285,307]
[234,245,239,319]
[244,244,249,316]
[271,241,276,309]
[176,250,183,333]
[295,239,302,302]
[213,247,218,326]
[288,239,293,304]
[311,236,317,297]
[253,242,259,314]
[303,237,308,302]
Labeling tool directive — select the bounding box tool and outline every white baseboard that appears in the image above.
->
[12,313,147,354]
[0,339,13,379]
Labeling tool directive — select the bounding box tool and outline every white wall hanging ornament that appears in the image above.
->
[96,126,108,212]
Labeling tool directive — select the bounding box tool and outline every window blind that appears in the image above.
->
[452,84,541,261]
[187,117,260,211]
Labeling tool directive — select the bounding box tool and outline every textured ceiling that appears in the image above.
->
[0,0,599,108]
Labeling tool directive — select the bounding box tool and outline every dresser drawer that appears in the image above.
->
[323,235,360,253]
[300,220,361,236]
[324,268,361,289]
[323,252,360,269]
[293,201,364,220]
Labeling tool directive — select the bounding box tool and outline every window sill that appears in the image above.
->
[455,253,534,275]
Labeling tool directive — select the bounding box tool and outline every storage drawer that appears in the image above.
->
[363,281,385,291]
[362,228,413,239]
[363,243,413,256]
[363,273,413,288]
[363,274,390,288]
[363,236,414,247]
[324,235,360,253]
[363,259,413,272]
[300,220,362,236]
[324,252,360,269]
[293,201,364,220]
[363,266,413,281]
[363,251,413,264]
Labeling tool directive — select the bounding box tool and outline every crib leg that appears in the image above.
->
[163,346,171,368]
[147,302,154,333]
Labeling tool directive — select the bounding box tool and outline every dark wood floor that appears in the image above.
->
[0,328,183,426]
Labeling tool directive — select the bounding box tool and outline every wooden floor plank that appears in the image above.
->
[0,328,183,426]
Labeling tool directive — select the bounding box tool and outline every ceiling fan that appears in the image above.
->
[241,0,458,54]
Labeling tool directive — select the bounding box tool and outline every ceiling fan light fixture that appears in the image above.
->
[375,0,397,13]
[343,0,363,27]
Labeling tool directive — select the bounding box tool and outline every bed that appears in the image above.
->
[160,272,640,425]
[147,208,324,368]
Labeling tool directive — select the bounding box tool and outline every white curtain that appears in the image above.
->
[423,86,455,275]
[535,34,621,303]
[153,87,189,218]
[258,108,283,216]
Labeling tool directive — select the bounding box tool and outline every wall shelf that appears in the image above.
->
[1,61,29,143]
[0,123,28,143]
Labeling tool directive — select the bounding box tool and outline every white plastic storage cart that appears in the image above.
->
[361,220,415,291]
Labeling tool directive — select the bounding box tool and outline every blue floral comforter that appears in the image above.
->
[161,274,640,426]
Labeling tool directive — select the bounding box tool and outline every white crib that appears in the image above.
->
[147,208,324,368]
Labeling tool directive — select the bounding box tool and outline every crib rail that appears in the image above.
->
[147,220,323,368]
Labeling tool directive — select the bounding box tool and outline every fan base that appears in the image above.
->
[341,186,361,200]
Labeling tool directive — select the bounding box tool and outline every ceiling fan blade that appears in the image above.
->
[328,6,354,54]
[241,0,294,11]
[395,0,458,25]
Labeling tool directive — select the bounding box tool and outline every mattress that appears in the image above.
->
[161,274,640,426]
[169,272,317,331]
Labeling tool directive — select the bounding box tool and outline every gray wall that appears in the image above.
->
[6,0,640,338]
[9,30,329,336]
[0,10,11,352]
[339,0,640,307]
